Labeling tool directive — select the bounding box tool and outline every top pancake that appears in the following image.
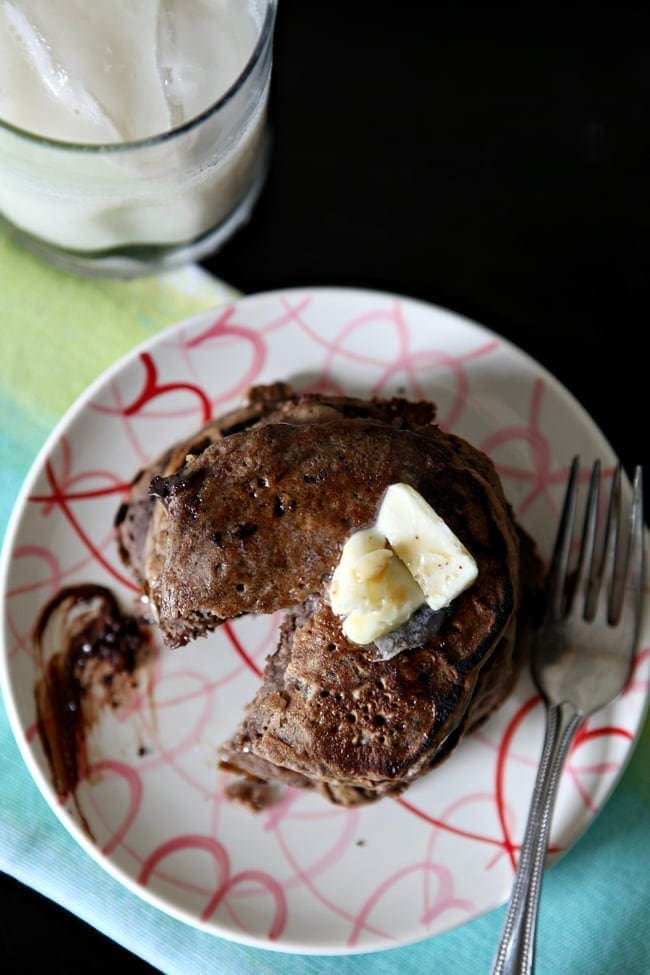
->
[128,390,520,655]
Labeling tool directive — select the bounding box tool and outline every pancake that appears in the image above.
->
[115,384,543,805]
[219,523,540,804]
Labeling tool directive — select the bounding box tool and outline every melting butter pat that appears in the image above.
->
[330,528,426,644]
[329,485,478,645]
[376,483,478,611]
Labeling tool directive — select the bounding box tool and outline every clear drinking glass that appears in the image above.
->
[0,0,276,278]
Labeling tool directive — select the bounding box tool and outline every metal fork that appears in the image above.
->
[490,457,645,975]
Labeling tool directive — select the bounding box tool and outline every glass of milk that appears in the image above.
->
[0,0,277,276]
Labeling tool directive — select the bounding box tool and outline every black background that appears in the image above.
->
[1,2,649,972]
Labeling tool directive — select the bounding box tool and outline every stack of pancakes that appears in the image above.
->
[116,383,543,805]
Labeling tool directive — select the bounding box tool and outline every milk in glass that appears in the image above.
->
[0,0,274,260]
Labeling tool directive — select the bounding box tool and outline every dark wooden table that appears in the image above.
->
[1,3,648,972]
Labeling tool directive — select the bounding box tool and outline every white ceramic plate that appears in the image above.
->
[1,287,648,954]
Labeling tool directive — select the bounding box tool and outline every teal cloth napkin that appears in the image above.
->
[1,234,648,974]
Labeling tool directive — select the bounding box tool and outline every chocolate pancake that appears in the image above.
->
[144,404,520,647]
[115,384,543,806]
[219,525,541,804]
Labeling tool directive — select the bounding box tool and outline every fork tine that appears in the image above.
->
[614,465,644,630]
[592,464,622,624]
[547,456,580,619]
[568,459,600,619]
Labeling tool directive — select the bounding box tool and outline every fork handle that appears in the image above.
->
[489,700,584,975]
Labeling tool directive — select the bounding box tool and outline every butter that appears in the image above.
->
[329,528,426,644]
[377,483,478,611]
[329,485,478,646]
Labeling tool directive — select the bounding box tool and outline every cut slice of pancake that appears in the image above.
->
[219,525,541,805]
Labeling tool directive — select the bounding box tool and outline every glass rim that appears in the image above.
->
[0,0,277,154]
